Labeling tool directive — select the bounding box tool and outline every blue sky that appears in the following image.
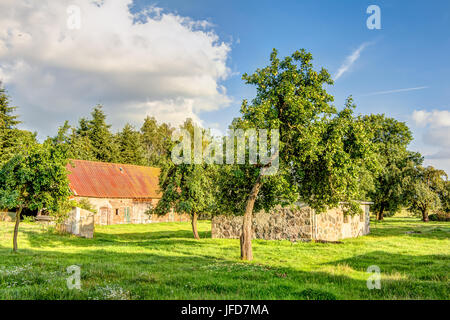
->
[1,0,449,173]
[138,0,450,172]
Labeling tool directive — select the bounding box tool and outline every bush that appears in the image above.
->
[22,216,35,223]
[428,211,450,222]
[77,199,96,213]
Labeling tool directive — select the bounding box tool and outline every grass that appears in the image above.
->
[0,217,448,300]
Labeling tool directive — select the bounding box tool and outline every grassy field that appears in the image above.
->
[0,217,448,300]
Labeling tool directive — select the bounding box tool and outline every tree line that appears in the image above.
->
[0,49,449,259]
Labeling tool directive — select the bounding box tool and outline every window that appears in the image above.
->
[115,209,119,216]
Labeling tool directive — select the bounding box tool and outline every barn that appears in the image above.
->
[67,159,190,225]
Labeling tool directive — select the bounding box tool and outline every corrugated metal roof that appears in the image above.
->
[67,159,161,199]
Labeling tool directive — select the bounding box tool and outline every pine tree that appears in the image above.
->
[116,124,146,165]
[87,105,118,162]
[0,88,23,164]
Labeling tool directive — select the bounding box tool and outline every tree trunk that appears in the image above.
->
[422,209,429,222]
[240,177,263,261]
[377,205,384,221]
[13,206,23,252]
[191,212,200,240]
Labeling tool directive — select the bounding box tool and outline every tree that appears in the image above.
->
[151,119,215,239]
[440,180,450,213]
[215,49,376,260]
[363,114,422,220]
[87,105,118,162]
[0,143,72,251]
[141,116,174,166]
[0,87,37,164]
[116,124,146,165]
[408,166,447,222]
[47,120,95,161]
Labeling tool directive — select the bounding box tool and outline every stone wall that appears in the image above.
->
[212,206,313,241]
[212,203,371,241]
[62,207,95,238]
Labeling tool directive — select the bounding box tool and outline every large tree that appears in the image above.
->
[141,116,174,166]
[87,105,119,162]
[0,87,37,164]
[0,143,72,251]
[215,49,376,260]
[363,114,423,220]
[151,119,215,239]
[116,124,146,165]
[407,166,447,222]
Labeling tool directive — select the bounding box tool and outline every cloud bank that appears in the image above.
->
[0,0,232,136]
[412,109,450,174]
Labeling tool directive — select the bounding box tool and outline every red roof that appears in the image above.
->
[67,159,161,199]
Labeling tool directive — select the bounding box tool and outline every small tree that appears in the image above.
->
[151,119,215,239]
[0,143,72,251]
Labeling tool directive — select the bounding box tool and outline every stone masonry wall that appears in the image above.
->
[212,206,313,241]
[212,204,370,241]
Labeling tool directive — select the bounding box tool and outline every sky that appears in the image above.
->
[0,0,449,174]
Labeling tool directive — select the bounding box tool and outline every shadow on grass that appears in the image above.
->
[369,218,450,240]
[18,226,211,249]
[2,246,446,300]
[327,250,449,282]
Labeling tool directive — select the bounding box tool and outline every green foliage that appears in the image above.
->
[22,216,36,223]
[428,211,450,222]
[407,166,447,221]
[51,109,174,167]
[76,198,96,213]
[151,120,216,222]
[215,49,375,217]
[87,105,119,162]
[363,114,423,218]
[0,143,72,221]
[0,87,37,164]
[438,180,450,213]
[140,116,174,166]
[116,124,146,165]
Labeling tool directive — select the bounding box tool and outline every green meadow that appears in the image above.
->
[0,217,448,300]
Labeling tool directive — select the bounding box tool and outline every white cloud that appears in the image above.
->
[0,0,232,136]
[412,110,450,128]
[412,109,450,174]
[334,42,372,81]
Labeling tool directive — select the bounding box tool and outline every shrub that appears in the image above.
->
[428,211,450,222]
[77,199,96,213]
